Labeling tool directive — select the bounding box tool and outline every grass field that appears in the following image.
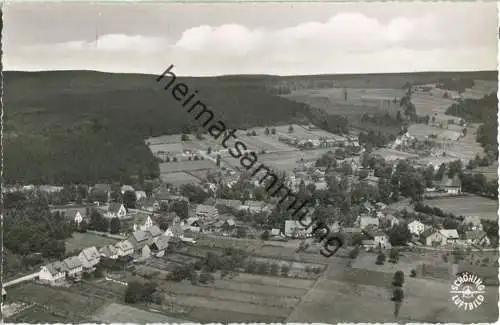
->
[92,302,189,323]
[7,283,105,322]
[160,171,201,185]
[65,232,119,253]
[423,195,498,220]
[287,263,498,323]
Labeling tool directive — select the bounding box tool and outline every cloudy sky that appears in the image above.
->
[4,1,498,76]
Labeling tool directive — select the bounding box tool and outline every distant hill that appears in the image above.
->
[4,69,496,185]
[3,70,311,184]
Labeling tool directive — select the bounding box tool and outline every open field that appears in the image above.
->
[284,88,404,118]
[423,195,498,220]
[92,302,189,323]
[6,283,105,322]
[160,171,201,185]
[410,92,456,117]
[188,306,285,323]
[159,160,216,173]
[237,133,297,153]
[469,161,499,181]
[7,305,68,323]
[287,264,498,323]
[462,80,498,99]
[65,232,119,253]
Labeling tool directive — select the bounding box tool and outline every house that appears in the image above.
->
[439,175,462,194]
[420,229,444,246]
[115,240,134,257]
[128,230,154,250]
[106,203,128,219]
[240,200,271,214]
[151,235,170,257]
[141,245,152,259]
[62,256,83,278]
[284,220,312,238]
[78,246,100,271]
[466,230,491,247]
[100,245,119,259]
[184,217,202,232]
[135,190,147,201]
[165,217,184,239]
[121,185,135,194]
[360,215,379,230]
[271,228,282,236]
[133,215,153,232]
[39,262,66,284]
[145,225,163,238]
[195,204,219,220]
[408,220,426,236]
[439,229,460,245]
[462,216,483,231]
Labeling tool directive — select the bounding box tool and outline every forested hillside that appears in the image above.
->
[4,71,310,184]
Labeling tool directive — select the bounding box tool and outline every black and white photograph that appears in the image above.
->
[1,1,499,323]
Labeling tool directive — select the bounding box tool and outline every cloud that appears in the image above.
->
[8,11,497,75]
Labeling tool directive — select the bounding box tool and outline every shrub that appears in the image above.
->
[376,252,386,265]
[410,269,416,277]
[280,264,290,277]
[393,270,405,287]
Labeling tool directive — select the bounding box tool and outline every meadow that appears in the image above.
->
[65,232,120,254]
[423,195,498,220]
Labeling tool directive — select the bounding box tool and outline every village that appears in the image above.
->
[2,108,498,322]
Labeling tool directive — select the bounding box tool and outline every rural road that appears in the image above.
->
[3,272,39,288]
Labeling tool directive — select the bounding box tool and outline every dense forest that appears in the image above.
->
[4,71,311,184]
[445,93,498,158]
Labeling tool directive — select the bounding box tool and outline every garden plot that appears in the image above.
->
[159,160,216,173]
[411,94,455,116]
[232,273,315,290]
[188,306,285,323]
[237,133,297,152]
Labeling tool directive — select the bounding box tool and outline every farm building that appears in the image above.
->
[100,244,119,259]
[195,204,219,220]
[62,256,83,278]
[39,261,66,285]
[115,240,134,257]
[151,235,170,257]
[438,175,462,194]
[78,246,100,271]
[420,229,443,246]
[133,214,153,232]
[359,215,379,230]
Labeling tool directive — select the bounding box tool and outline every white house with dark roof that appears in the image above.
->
[39,261,66,284]
[115,240,134,257]
[439,229,460,245]
[78,246,100,270]
[439,175,462,195]
[62,256,83,278]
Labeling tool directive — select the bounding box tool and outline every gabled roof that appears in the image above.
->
[81,246,100,261]
[153,235,170,250]
[146,225,163,238]
[439,229,459,239]
[420,228,437,239]
[115,239,134,252]
[408,220,425,227]
[63,256,82,270]
[100,244,119,257]
[132,230,151,242]
[44,261,66,276]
